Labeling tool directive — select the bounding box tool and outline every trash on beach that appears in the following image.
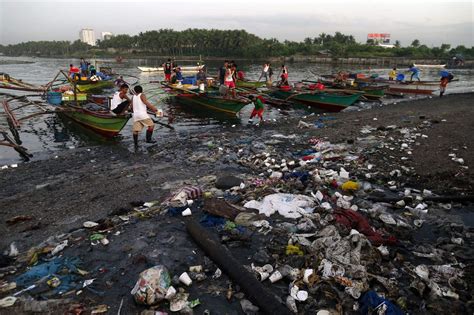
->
[131,265,171,305]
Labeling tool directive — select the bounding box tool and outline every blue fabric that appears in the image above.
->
[296,149,317,157]
[409,67,419,74]
[168,205,188,216]
[440,70,450,78]
[200,214,227,228]
[16,257,82,294]
[359,291,404,315]
[176,72,183,81]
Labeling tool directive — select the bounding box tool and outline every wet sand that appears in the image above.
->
[0,93,473,314]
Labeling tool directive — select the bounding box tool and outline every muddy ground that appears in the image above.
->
[0,93,473,314]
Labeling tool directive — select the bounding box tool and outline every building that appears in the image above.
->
[101,32,113,40]
[79,29,96,46]
[367,33,395,48]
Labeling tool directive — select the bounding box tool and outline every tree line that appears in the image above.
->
[0,29,472,60]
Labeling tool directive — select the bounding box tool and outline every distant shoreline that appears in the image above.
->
[1,54,472,68]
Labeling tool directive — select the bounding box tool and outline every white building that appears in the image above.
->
[101,32,113,40]
[79,29,96,46]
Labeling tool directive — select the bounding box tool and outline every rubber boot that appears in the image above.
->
[440,91,444,98]
[133,134,139,147]
[146,130,157,143]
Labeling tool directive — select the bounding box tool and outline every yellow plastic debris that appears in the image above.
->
[286,244,304,256]
[341,180,360,192]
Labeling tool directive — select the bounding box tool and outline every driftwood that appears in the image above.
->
[185,217,291,315]
[202,198,243,220]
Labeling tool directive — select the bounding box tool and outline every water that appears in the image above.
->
[1,56,473,164]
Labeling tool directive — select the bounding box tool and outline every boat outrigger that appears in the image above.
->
[138,64,205,73]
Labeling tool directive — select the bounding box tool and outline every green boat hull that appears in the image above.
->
[175,94,249,115]
[74,80,115,93]
[271,90,362,111]
[58,105,129,137]
[236,80,266,89]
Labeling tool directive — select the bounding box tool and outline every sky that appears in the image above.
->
[0,0,473,47]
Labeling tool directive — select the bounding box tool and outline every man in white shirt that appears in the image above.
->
[132,85,159,147]
[110,84,131,115]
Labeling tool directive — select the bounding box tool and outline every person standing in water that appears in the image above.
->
[439,71,454,97]
[131,85,160,147]
[248,95,265,126]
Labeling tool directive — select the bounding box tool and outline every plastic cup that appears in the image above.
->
[179,272,192,286]
[269,270,283,283]
[165,286,176,300]
[181,208,192,216]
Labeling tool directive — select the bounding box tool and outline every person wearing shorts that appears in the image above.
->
[248,95,265,125]
[131,85,159,147]
[163,59,174,82]
[224,66,236,98]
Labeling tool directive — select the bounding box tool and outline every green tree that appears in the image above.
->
[411,39,420,48]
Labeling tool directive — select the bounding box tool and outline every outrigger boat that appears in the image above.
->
[162,82,250,115]
[236,80,266,89]
[270,87,363,112]
[384,81,439,95]
[174,93,250,115]
[138,64,205,73]
[66,77,114,93]
[0,73,45,92]
[302,79,387,100]
[413,64,446,69]
[57,102,130,138]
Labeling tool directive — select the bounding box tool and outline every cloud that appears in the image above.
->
[0,0,472,46]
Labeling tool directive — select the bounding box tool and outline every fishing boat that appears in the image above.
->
[174,93,250,115]
[236,80,266,89]
[385,81,439,95]
[302,80,387,100]
[57,104,130,138]
[413,64,446,69]
[0,73,45,92]
[72,79,115,93]
[138,64,205,73]
[270,88,362,112]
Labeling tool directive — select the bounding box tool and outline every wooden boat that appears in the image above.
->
[236,80,266,89]
[0,73,45,92]
[57,104,130,138]
[385,81,439,95]
[72,79,115,93]
[138,65,205,73]
[413,64,446,69]
[270,89,362,112]
[303,80,387,100]
[174,93,250,115]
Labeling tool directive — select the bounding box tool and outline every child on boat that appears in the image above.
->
[248,95,265,126]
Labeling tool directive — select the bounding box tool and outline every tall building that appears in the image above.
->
[101,32,113,40]
[79,29,96,46]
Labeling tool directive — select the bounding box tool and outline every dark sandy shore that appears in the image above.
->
[0,93,473,314]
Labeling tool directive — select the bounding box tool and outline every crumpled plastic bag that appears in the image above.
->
[131,265,171,305]
[244,193,315,219]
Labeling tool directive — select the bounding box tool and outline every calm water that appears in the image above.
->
[1,56,473,164]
